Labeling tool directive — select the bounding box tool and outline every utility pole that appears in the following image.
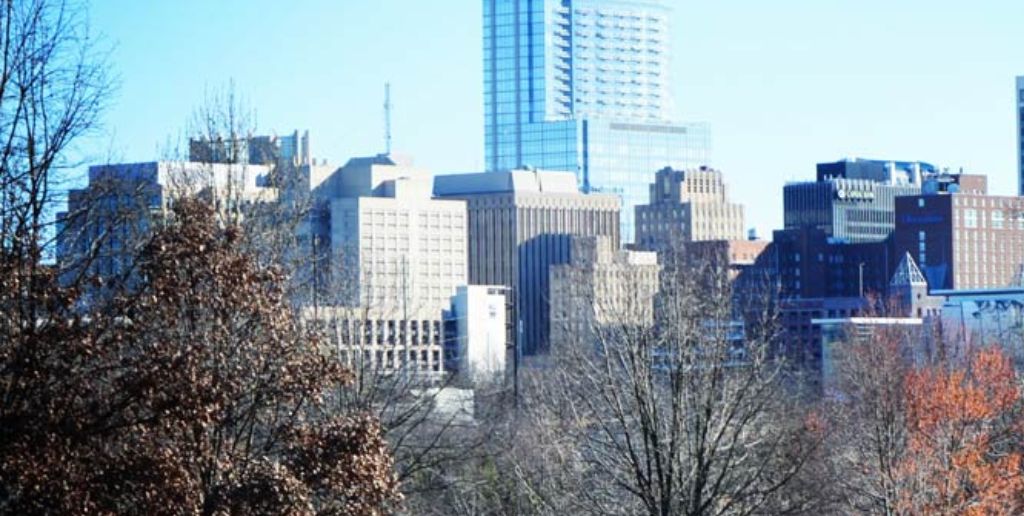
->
[514,319,522,409]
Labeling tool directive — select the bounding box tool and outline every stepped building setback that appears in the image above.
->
[634,166,746,249]
[305,155,469,374]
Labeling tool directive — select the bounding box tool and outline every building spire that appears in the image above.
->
[383,82,392,157]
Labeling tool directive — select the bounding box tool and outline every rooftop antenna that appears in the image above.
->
[384,82,392,156]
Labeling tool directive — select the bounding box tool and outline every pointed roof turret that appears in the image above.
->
[890,252,927,288]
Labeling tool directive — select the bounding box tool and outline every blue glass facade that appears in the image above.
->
[484,0,710,242]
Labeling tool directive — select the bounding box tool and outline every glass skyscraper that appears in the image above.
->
[483,0,710,242]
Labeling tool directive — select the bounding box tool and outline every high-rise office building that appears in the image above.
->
[57,161,276,282]
[304,155,469,375]
[434,169,620,354]
[1017,76,1024,195]
[774,159,944,298]
[314,155,468,314]
[782,159,936,245]
[483,0,709,243]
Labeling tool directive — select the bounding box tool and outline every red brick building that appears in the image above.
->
[893,176,1024,290]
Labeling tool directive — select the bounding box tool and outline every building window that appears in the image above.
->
[964,209,977,229]
[992,211,1004,230]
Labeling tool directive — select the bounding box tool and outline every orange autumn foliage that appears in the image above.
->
[899,347,1024,515]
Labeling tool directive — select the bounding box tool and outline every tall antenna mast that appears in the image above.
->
[384,82,392,156]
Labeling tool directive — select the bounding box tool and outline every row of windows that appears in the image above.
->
[959,208,1024,230]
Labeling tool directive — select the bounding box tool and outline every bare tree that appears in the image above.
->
[817,321,917,514]
[303,242,507,512]
[0,0,112,279]
[516,246,822,516]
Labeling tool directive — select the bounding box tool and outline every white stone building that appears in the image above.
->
[445,285,509,384]
[307,154,469,374]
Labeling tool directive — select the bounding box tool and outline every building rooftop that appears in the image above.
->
[434,169,581,196]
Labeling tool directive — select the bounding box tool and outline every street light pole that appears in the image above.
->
[858,262,865,298]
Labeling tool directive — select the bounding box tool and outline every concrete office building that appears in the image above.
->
[314,305,448,375]
[57,160,276,281]
[484,0,709,243]
[635,166,745,249]
[303,154,469,375]
[315,154,468,314]
[189,130,312,167]
[549,236,659,348]
[434,169,620,355]
[444,285,510,383]
[783,178,921,244]
[893,174,1024,291]
[674,239,773,287]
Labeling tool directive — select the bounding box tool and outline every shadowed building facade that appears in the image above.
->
[435,169,619,355]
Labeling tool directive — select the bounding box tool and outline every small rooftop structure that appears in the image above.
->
[890,252,927,288]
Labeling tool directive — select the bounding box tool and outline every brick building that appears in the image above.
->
[893,175,1024,290]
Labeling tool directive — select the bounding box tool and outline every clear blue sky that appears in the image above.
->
[84,0,1024,235]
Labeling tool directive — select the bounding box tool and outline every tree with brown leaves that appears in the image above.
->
[898,346,1024,515]
[1,199,401,514]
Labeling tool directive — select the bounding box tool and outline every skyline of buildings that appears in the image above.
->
[52,3,1024,384]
